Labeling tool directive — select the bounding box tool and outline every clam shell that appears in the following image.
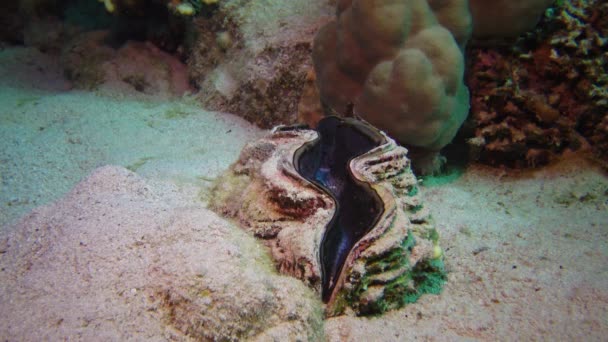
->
[210,117,445,316]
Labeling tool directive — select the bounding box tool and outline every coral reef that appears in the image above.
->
[312,0,472,174]
[0,0,81,51]
[0,0,188,55]
[468,0,555,38]
[467,0,607,168]
[210,118,445,316]
[61,30,192,97]
[3,0,332,128]
[105,1,188,52]
[23,16,79,54]
[0,2,25,45]
[166,0,220,17]
[96,0,220,18]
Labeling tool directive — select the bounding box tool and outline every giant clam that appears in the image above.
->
[210,116,446,316]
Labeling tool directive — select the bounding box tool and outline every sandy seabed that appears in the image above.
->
[0,47,607,341]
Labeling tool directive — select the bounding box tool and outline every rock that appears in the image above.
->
[61,31,193,98]
[188,0,334,128]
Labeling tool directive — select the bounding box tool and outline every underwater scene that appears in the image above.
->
[0,0,606,340]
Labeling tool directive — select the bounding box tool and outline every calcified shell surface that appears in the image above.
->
[211,122,446,316]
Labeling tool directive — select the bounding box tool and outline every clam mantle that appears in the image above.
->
[210,117,446,316]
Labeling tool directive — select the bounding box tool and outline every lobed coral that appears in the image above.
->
[312,0,472,175]
[467,0,607,168]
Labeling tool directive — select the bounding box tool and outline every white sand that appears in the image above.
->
[0,166,322,340]
[0,47,263,227]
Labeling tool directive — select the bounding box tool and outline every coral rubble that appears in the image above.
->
[467,0,607,168]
